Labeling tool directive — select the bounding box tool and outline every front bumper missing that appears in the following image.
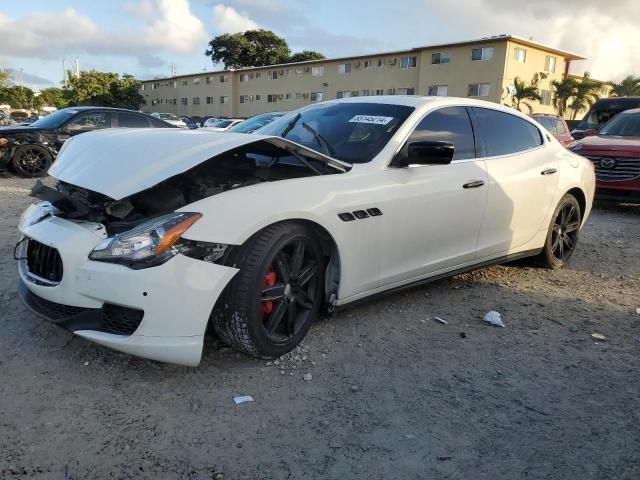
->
[18,211,239,366]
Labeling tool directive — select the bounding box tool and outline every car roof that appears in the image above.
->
[619,107,640,114]
[59,106,145,113]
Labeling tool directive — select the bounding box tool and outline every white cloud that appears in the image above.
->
[123,0,156,18]
[212,4,258,33]
[0,1,207,58]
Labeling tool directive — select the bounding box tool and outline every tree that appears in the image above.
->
[205,29,325,68]
[568,73,601,120]
[289,50,325,63]
[609,75,640,97]
[511,76,541,113]
[39,87,69,109]
[0,69,10,88]
[66,70,145,110]
[551,76,577,117]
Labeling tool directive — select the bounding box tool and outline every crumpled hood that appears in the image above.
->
[48,128,348,200]
[578,134,640,151]
[0,126,43,135]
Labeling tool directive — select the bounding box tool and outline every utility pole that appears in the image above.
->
[20,68,24,91]
[74,57,80,79]
[62,58,68,87]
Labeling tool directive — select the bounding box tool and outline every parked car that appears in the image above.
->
[202,118,220,128]
[150,112,187,128]
[570,108,640,203]
[571,97,640,139]
[202,118,244,131]
[16,97,594,366]
[10,111,29,123]
[179,116,199,129]
[531,114,574,146]
[229,111,286,134]
[0,107,173,177]
[0,112,14,127]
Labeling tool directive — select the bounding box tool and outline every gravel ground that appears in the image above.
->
[1,176,639,479]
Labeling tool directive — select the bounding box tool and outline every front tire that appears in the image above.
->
[212,223,325,358]
[537,194,581,269]
[12,145,52,177]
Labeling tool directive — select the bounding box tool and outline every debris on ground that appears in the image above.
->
[483,311,505,328]
[437,455,453,461]
[636,308,640,315]
[233,395,254,405]
[459,332,467,339]
[591,333,606,341]
[433,316,448,325]
[568,324,578,333]
[350,385,360,393]
[303,373,312,382]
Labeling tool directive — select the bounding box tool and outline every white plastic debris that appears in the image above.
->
[303,373,313,382]
[483,311,505,328]
[636,308,640,315]
[433,317,448,325]
[233,395,254,405]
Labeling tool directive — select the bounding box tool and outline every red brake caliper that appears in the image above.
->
[261,270,277,321]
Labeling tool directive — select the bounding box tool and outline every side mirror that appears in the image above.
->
[392,140,454,167]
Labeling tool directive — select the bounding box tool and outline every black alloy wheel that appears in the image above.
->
[12,145,53,177]
[211,222,325,358]
[537,194,581,268]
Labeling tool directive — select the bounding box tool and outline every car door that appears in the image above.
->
[377,106,489,287]
[471,107,558,257]
[66,111,113,136]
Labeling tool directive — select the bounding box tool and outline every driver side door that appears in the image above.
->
[377,106,489,287]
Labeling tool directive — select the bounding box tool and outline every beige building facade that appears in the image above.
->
[139,35,585,120]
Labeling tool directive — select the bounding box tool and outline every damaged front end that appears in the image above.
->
[32,135,349,269]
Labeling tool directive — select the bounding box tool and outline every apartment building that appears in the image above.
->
[139,34,585,120]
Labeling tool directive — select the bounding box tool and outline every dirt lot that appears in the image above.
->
[1,176,639,480]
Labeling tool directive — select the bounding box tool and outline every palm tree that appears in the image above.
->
[511,76,541,113]
[609,75,640,97]
[569,72,601,120]
[551,76,577,117]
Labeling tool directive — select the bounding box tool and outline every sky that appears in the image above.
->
[0,0,638,89]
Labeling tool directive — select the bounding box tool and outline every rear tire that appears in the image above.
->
[537,194,581,269]
[211,222,325,358]
[12,145,52,178]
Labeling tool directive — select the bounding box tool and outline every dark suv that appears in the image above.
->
[0,107,173,177]
[572,97,640,140]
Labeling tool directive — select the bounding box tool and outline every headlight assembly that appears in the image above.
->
[89,212,203,268]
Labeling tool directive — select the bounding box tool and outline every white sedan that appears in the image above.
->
[17,97,595,366]
[201,118,244,131]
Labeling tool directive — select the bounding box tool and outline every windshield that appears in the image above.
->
[598,113,640,137]
[231,113,284,133]
[159,113,180,121]
[29,109,76,128]
[259,102,415,163]
[212,120,233,128]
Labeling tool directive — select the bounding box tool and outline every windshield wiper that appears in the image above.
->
[280,112,301,138]
[301,122,335,157]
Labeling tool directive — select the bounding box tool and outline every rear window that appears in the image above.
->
[473,108,542,156]
[118,113,149,128]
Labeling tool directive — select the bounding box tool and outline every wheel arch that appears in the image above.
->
[566,187,587,222]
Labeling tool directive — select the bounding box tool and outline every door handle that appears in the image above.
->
[541,168,557,175]
[463,180,485,189]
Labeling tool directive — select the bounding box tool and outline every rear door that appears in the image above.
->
[472,107,558,257]
[117,112,151,128]
[377,106,489,286]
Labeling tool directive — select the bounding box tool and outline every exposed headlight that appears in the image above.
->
[89,212,202,268]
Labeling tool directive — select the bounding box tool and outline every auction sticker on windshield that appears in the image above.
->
[348,115,394,125]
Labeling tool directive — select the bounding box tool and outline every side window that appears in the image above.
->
[472,108,542,156]
[555,120,568,134]
[538,117,555,133]
[119,113,150,128]
[409,106,476,160]
[68,112,111,131]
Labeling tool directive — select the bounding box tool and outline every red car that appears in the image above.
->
[531,114,575,146]
[570,108,640,202]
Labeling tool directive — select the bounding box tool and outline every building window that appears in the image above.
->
[400,56,417,69]
[240,73,249,82]
[220,75,229,83]
[255,94,261,101]
[375,89,384,95]
[193,77,200,85]
[285,93,291,100]
[267,94,277,103]
[311,92,323,102]
[193,97,200,105]
[544,55,556,73]
[239,95,251,104]
[220,96,229,104]
[255,72,262,78]
[377,59,385,67]
[336,91,352,99]
[468,83,490,97]
[514,48,527,63]
[206,76,213,84]
[363,60,372,69]
[181,80,188,86]
[311,66,324,76]
[397,87,415,95]
[428,85,448,96]
[141,84,145,91]
[295,93,302,100]
[431,52,451,65]
[361,89,370,96]
[338,63,352,74]
[472,47,494,61]
[180,97,188,105]
[540,90,552,106]
[206,96,213,104]
[268,71,278,80]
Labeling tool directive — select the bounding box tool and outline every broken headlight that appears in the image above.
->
[89,212,202,268]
